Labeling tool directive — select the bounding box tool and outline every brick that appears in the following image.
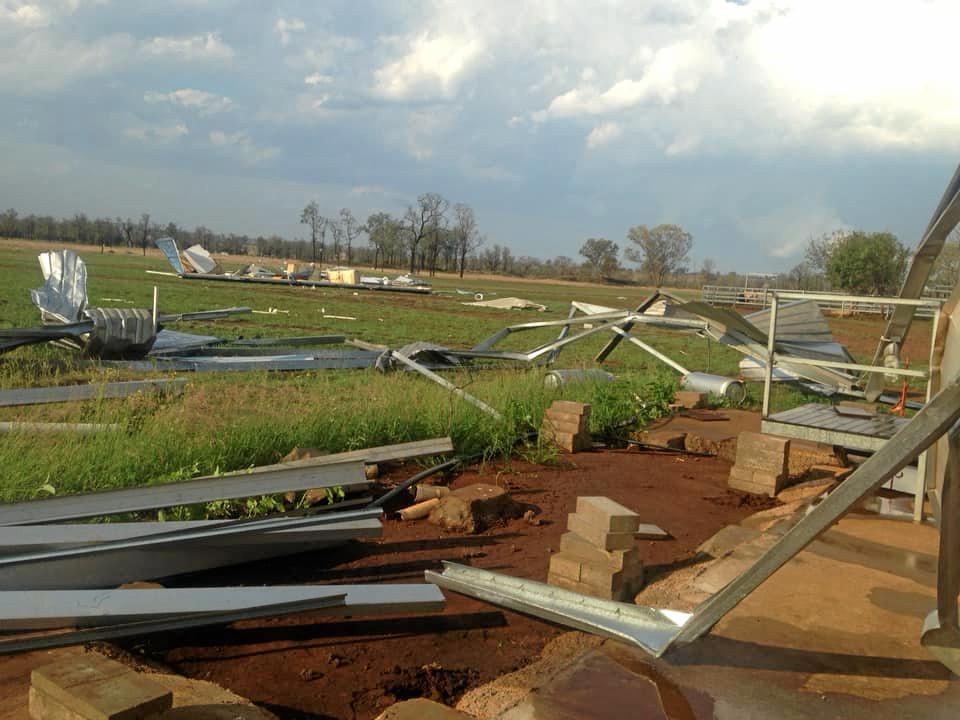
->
[544,409,589,430]
[542,429,579,452]
[541,417,584,435]
[674,391,707,409]
[548,569,642,601]
[575,496,640,533]
[579,559,644,593]
[548,400,591,417]
[32,655,172,720]
[548,551,583,582]
[737,431,789,454]
[728,465,784,496]
[634,429,687,449]
[559,532,641,570]
[567,512,636,550]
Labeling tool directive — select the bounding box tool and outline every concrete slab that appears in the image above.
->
[473,516,956,720]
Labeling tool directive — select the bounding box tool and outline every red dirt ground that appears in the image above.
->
[124,450,773,720]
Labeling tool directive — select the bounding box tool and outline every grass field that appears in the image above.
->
[0,239,933,505]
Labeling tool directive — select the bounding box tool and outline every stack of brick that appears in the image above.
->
[29,654,172,720]
[540,401,591,453]
[547,496,644,601]
[728,430,791,496]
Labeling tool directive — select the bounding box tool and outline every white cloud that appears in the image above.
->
[144,88,233,115]
[585,121,622,149]
[142,32,233,60]
[125,123,189,143]
[522,0,960,153]
[0,2,48,27]
[373,32,482,101]
[304,72,332,86]
[0,31,134,92]
[537,40,715,120]
[209,130,279,164]
[275,17,305,46]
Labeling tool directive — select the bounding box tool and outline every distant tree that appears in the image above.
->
[579,238,620,276]
[700,257,717,281]
[366,212,399,269]
[300,201,324,262]
[403,193,446,274]
[453,203,483,278]
[139,213,150,256]
[339,208,361,264]
[825,231,907,295]
[804,231,845,274]
[624,224,692,286]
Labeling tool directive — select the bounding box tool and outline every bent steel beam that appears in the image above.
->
[426,562,690,657]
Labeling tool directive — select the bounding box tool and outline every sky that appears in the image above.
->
[1,0,958,273]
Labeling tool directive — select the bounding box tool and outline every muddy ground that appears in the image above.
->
[116,449,773,720]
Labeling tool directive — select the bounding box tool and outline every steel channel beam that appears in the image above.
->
[0,379,186,408]
[669,377,960,648]
[390,351,503,420]
[0,532,373,590]
[0,460,368,525]
[0,516,382,552]
[0,593,347,655]
[0,584,445,630]
[0,422,121,434]
[0,508,382,570]
[594,292,663,363]
[605,326,689,375]
[426,562,690,657]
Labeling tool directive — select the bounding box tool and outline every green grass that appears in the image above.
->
[0,238,876,503]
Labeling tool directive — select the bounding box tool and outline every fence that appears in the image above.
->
[700,285,951,318]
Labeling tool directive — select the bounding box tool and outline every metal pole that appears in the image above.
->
[390,351,503,420]
[761,295,779,418]
[152,286,158,333]
[917,306,944,522]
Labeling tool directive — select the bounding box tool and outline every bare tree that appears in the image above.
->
[300,202,324,262]
[139,213,150,256]
[403,192,446,275]
[339,208,361,264]
[624,224,692,286]
[327,216,343,263]
[453,203,483,278]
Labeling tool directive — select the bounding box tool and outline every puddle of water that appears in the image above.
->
[523,650,713,720]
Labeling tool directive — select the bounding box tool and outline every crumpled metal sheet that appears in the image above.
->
[30,250,88,323]
[83,308,156,357]
[182,244,219,274]
[155,236,186,275]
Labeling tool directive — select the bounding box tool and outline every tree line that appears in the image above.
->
[2,204,956,293]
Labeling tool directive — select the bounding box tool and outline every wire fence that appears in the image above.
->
[700,285,951,318]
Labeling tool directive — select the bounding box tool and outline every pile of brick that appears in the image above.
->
[29,654,172,720]
[728,430,791,496]
[547,496,645,601]
[540,400,591,453]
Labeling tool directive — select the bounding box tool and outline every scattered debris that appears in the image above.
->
[0,378,186,408]
[154,237,431,293]
[543,368,615,388]
[464,296,547,312]
[428,483,522,533]
[400,498,441,521]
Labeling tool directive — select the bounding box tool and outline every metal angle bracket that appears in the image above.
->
[425,562,690,657]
